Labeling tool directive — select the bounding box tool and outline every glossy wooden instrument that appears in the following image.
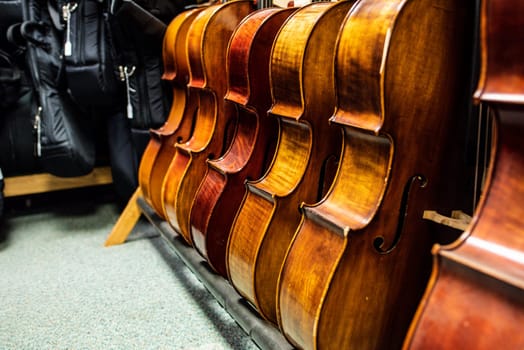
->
[403,0,524,348]
[189,4,295,278]
[226,0,355,325]
[276,0,475,348]
[138,8,203,219]
[162,0,254,245]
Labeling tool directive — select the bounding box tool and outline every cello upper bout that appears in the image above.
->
[187,1,255,91]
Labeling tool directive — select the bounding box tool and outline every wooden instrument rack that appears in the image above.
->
[3,166,113,198]
[105,188,293,350]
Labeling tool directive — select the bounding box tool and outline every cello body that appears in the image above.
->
[276,0,474,349]
[162,1,254,244]
[137,8,202,218]
[189,6,295,278]
[226,0,355,325]
[403,0,524,348]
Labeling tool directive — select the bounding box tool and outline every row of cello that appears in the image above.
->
[136,0,524,348]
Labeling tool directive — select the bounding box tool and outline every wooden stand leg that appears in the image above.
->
[104,188,142,246]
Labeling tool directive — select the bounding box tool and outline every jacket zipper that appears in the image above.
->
[62,2,78,56]
[33,106,43,157]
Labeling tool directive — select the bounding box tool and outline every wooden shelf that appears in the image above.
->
[3,166,113,197]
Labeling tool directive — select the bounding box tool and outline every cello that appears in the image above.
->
[276,0,475,348]
[403,0,524,348]
[138,7,203,219]
[226,0,357,325]
[162,0,255,245]
[189,1,295,278]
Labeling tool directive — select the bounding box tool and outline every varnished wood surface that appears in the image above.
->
[277,0,475,348]
[4,166,113,197]
[405,106,524,349]
[226,1,355,325]
[104,188,142,246]
[137,8,202,219]
[473,1,524,105]
[162,1,254,245]
[189,7,295,278]
[404,0,524,347]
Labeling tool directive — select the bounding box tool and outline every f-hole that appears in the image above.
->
[373,174,427,254]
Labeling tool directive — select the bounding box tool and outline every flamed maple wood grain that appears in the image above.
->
[277,0,475,348]
[226,0,356,325]
[189,7,295,278]
[162,1,254,245]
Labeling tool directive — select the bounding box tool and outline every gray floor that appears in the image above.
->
[0,192,259,350]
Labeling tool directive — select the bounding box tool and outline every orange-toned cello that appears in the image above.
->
[276,0,475,348]
[189,1,295,278]
[137,8,203,218]
[162,0,255,245]
[226,0,356,325]
[403,0,524,348]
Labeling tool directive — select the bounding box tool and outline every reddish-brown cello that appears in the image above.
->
[137,8,203,218]
[189,2,295,278]
[162,0,254,245]
[226,0,356,325]
[276,0,475,348]
[403,0,524,348]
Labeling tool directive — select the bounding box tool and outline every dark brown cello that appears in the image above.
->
[137,8,203,218]
[403,0,524,348]
[226,0,356,325]
[276,0,475,348]
[162,0,254,245]
[189,1,295,278]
